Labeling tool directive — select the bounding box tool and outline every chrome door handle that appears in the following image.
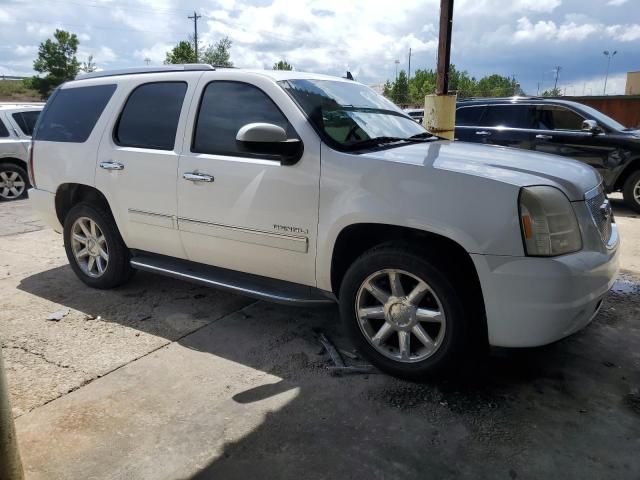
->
[535,134,553,140]
[183,172,214,182]
[99,161,124,171]
[475,130,491,136]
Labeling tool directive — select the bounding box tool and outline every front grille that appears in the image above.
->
[585,184,613,246]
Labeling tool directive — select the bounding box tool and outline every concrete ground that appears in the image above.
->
[1,195,639,479]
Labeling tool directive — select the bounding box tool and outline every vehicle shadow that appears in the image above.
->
[610,195,640,219]
[16,265,640,479]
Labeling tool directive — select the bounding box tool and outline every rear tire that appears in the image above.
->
[0,163,29,201]
[622,170,640,213]
[63,202,133,289]
[338,246,477,380]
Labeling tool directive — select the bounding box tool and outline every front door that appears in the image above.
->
[176,74,321,287]
[529,104,619,187]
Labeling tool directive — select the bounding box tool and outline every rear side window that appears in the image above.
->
[34,84,116,142]
[12,111,40,136]
[193,81,295,157]
[115,82,187,150]
[0,118,8,137]
[479,105,530,129]
[456,106,484,126]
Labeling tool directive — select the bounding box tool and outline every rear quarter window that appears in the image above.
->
[34,84,116,143]
[0,118,9,137]
[12,111,40,136]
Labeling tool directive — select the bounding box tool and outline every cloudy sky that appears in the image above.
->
[0,0,638,95]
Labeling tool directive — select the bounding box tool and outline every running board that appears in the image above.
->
[130,252,335,306]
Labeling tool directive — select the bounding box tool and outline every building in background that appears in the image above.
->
[625,71,640,95]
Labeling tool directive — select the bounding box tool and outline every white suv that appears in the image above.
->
[29,65,620,378]
[0,103,43,200]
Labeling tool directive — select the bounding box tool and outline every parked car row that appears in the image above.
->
[406,98,640,212]
[27,66,619,379]
[0,103,43,200]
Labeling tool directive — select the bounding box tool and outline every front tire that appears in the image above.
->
[63,202,133,289]
[0,164,29,201]
[339,246,476,380]
[622,170,640,213]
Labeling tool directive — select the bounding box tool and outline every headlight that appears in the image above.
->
[519,186,582,256]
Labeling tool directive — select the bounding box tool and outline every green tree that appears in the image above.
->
[382,80,394,99]
[392,70,409,104]
[273,60,293,70]
[81,54,96,73]
[164,40,196,64]
[31,29,80,98]
[541,87,562,97]
[202,37,233,67]
[475,74,518,97]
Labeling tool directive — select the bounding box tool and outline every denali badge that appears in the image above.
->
[273,224,309,235]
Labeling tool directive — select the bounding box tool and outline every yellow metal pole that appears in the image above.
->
[0,350,24,480]
[424,0,457,140]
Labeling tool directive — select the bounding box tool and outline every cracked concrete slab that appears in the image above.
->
[2,196,640,479]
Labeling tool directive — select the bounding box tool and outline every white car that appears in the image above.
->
[0,103,43,200]
[29,65,619,379]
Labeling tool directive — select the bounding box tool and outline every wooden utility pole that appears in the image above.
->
[188,11,202,63]
[436,0,454,95]
[0,351,24,480]
[423,0,456,140]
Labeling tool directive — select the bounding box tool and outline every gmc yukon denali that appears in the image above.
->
[28,65,620,379]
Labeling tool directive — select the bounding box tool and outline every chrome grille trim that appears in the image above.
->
[584,184,613,247]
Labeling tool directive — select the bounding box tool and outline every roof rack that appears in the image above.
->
[75,64,215,80]
[458,96,544,102]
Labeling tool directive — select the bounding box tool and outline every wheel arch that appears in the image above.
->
[0,157,27,169]
[613,157,640,191]
[55,183,112,226]
[330,223,485,313]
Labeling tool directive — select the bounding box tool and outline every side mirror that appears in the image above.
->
[582,119,602,134]
[236,123,303,165]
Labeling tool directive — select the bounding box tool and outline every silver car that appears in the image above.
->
[0,103,43,200]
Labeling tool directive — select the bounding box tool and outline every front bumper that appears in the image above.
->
[472,224,620,347]
[28,188,62,233]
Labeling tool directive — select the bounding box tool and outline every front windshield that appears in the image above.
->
[576,103,626,131]
[279,79,430,150]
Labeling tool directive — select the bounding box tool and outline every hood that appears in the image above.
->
[359,140,600,201]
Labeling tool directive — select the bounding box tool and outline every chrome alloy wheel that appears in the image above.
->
[634,178,640,203]
[0,170,26,199]
[355,269,446,363]
[70,217,109,277]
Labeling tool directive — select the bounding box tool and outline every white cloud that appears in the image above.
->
[606,24,640,41]
[514,17,601,42]
[15,45,38,57]
[557,73,627,96]
[607,0,628,5]
[134,42,174,64]
[0,7,11,24]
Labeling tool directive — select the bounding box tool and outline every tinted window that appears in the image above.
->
[34,84,116,142]
[479,105,530,128]
[193,81,295,156]
[533,106,584,131]
[0,119,8,138]
[12,111,40,136]
[456,106,485,126]
[115,82,187,150]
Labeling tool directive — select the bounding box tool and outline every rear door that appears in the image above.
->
[454,105,485,142]
[7,110,40,153]
[473,104,534,148]
[96,73,199,259]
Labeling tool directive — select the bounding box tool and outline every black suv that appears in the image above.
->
[455,97,640,212]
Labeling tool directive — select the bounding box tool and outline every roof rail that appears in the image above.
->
[75,64,215,80]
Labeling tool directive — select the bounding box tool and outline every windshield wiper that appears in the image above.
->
[345,134,436,151]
